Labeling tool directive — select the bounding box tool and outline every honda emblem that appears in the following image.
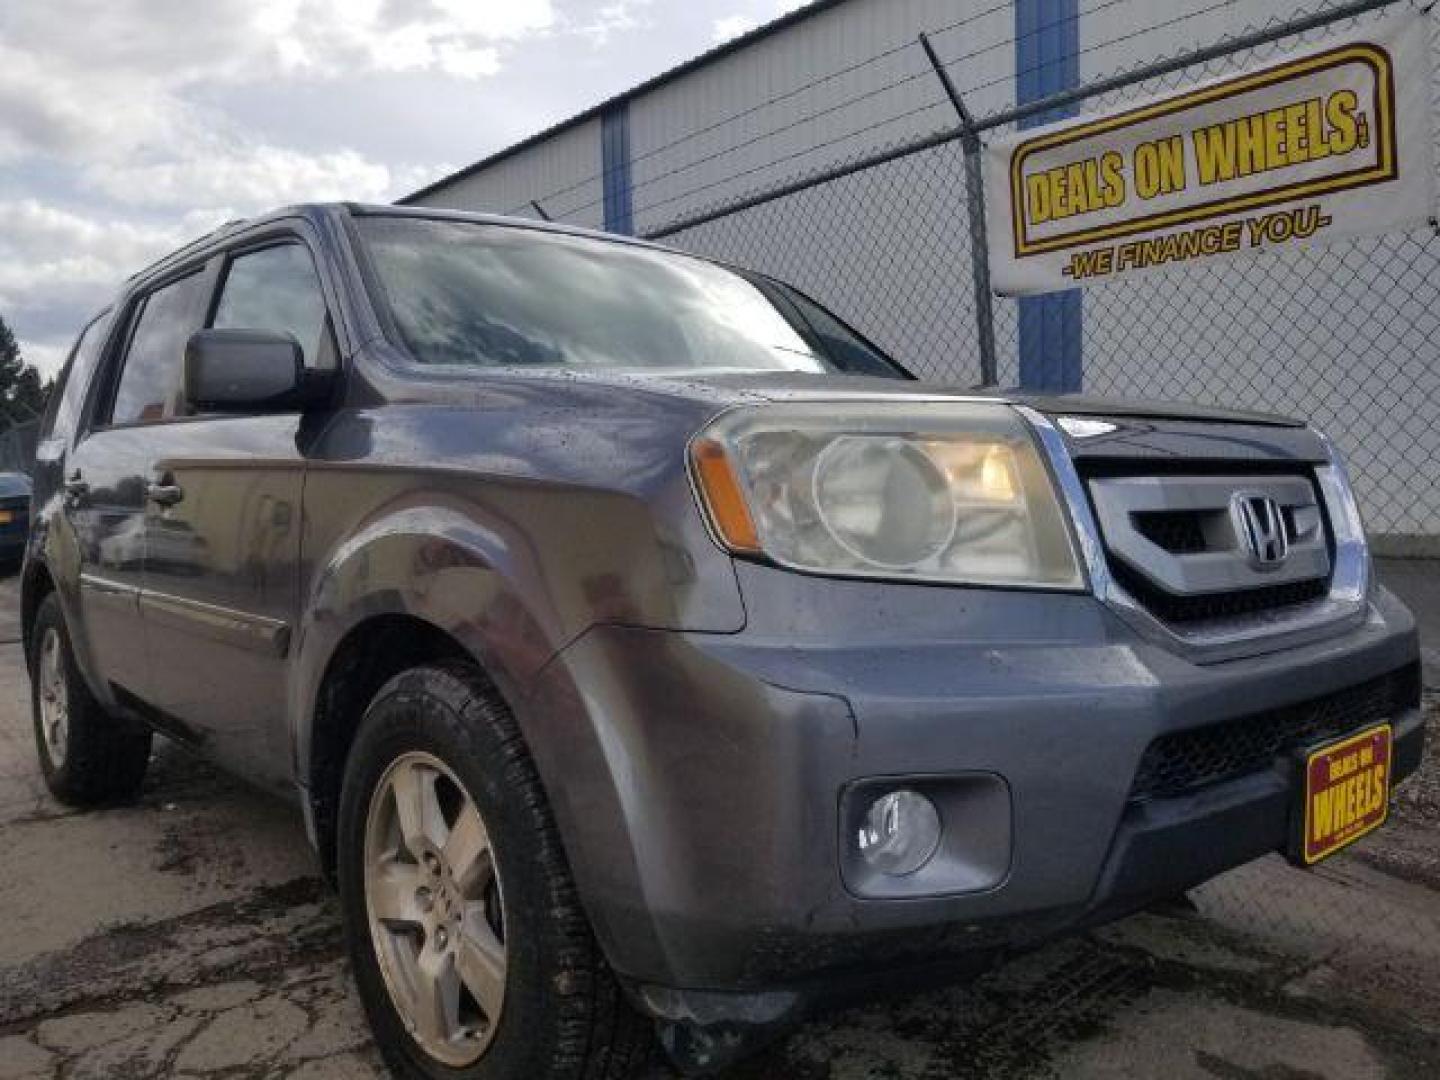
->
[1230,493,1289,569]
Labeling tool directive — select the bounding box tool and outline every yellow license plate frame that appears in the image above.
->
[1298,723,1392,866]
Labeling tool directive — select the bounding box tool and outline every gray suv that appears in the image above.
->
[24,204,1424,1078]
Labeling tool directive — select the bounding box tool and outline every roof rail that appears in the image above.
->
[125,217,250,283]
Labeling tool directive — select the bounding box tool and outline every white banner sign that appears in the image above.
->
[984,10,1435,296]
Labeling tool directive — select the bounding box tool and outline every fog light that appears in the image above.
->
[857,790,941,876]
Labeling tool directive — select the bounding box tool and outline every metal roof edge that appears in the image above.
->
[397,0,852,206]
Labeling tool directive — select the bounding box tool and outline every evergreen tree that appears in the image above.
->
[0,314,52,425]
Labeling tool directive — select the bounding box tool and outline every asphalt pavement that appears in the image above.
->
[0,572,1437,1079]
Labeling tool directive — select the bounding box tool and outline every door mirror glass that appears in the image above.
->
[184,329,306,412]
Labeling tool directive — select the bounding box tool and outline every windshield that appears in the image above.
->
[356,215,905,378]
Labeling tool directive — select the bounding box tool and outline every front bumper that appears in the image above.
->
[524,567,1422,1001]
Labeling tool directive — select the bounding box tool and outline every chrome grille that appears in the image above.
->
[1019,408,1370,664]
[1086,473,1332,626]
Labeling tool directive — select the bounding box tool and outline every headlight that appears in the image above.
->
[689,401,1083,588]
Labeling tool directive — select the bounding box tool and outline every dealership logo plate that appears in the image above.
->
[1300,723,1392,865]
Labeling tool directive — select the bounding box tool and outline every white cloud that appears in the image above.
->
[89,143,395,209]
[0,1,519,373]
[0,5,451,210]
[2,1,555,87]
[713,15,759,42]
[0,0,564,172]
[0,200,197,313]
[0,43,189,166]
[713,2,810,45]
[573,1,656,45]
[0,200,199,375]
[0,0,746,376]
[256,0,554,80]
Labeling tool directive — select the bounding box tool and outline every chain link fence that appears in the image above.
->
[660,135,989,387]
[641,0,1436,553]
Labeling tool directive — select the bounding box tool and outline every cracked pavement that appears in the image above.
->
[0,571,1437,1079]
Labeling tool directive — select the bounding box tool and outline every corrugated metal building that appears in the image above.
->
[400,0,1335,251]
[401,0,1439,546]
[403,0,1018,232]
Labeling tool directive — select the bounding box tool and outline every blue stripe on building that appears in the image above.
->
[601,103,634,235]
[1015,0,1082,393]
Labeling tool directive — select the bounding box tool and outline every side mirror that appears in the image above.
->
[184,329,327,412]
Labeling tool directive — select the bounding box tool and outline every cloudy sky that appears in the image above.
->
[0,0,804,376]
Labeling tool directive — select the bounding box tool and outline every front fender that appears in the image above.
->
[289,449,746,773]
[291,501,551,782]
[288,395,750,870]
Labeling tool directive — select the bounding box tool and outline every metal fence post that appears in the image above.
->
[919,32,998,387]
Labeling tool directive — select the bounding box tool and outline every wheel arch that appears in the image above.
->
[293,511,566,880]
[20,558,57,667]
[303,611,473,880]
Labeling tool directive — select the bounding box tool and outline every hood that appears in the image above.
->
[650,371,1304,428]
[376,361,1302,432]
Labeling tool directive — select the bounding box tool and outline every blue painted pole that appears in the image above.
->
[601,104,635,235]
[1015,0,1082,392]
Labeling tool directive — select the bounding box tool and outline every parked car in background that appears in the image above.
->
[0,471,32,567]
[22,204,1424,1079]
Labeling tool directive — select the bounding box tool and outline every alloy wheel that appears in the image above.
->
[363,750,508,1067]
[38,627,68,770]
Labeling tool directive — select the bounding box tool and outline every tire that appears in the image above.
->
[29,592,152,805]
[338,662,652,1080]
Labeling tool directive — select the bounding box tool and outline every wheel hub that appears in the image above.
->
[363,752,507,1068]
[37,627,69,770]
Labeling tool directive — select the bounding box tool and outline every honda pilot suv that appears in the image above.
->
[24,204,1423,1078]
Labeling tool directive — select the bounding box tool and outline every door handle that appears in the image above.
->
[146,480,185,507]
[63,472,89,505]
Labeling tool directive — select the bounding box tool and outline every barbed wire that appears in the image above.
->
[504,0,1142,219]
[532,0,1256,227]
[953,0,1320,113]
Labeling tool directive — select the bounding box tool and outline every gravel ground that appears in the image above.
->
[0,572,1437,1079]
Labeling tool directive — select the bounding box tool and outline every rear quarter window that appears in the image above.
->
[43,309,114,440]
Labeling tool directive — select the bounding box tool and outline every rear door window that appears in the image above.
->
[108,272,207,426]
